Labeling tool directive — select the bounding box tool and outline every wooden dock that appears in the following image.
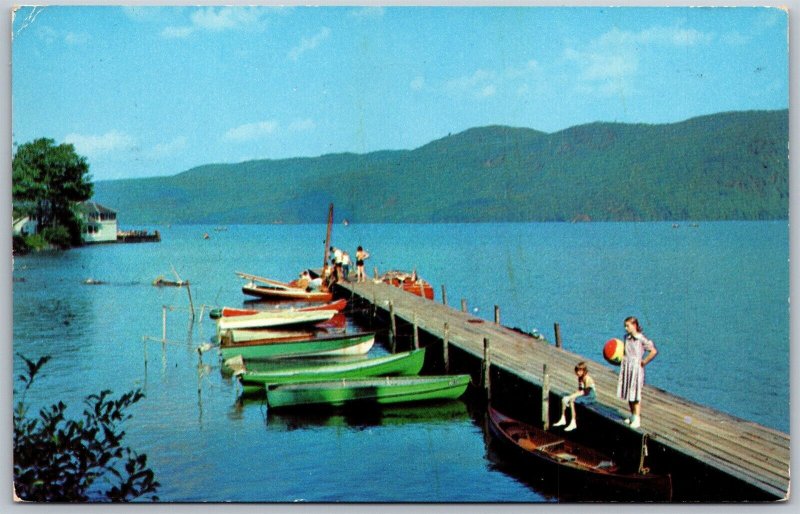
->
[335,279,790,501]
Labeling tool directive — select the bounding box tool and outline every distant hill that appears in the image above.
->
[92,110,788,224]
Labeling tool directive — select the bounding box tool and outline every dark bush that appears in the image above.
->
[13,354,160,502]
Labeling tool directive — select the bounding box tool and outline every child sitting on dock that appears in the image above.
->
[553,361,596,432]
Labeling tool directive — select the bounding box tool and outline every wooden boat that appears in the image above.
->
[220,331,375,361]
[237,271,333,301]
[265,374,470,410]
[487,406,672,501]
[216,309,336,331]
[152,275,188,287]
[237,348,426,395]
[210,298,347,319]
[380,270,434,300]
[221,328,316,344]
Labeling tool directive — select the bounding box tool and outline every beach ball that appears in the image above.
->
[603,338,624,365]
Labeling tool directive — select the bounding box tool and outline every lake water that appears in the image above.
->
[11,221,789,502]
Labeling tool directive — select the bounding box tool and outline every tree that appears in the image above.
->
[13,138,93,247]
[13,354,160,502]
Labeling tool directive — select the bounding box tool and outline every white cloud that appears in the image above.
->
[560,24,712,97]
[65,130,137,157]
[478,85,497,98]
[161,26,193,39]
[288,119,316,132]
[597,26,713,48]
[721,31,749,46]
[150,136,188,158]
[122,6,167,23]
[32,25,89,45]
[562,46,638,95]
[410,76,425,91]
[161,7,268,39]
[224,121,279,142]
[288,27,331,61]
[505,59,540,79]
[445,59,543,99]
[64,31,90,45]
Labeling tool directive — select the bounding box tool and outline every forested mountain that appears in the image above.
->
[92,110,788,224]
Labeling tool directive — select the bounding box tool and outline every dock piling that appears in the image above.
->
[483,337,491,402]
[554,322,562,348]
[441,284,448,306]
[443,322,450,373]
[494,305,500,324]
[461,299,468,313]
[412,312,419,350]
[389,300,397,353]
[541,364,550,429]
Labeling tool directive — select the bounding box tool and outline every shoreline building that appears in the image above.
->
[77,201,118,243]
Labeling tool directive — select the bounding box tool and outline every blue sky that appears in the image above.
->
[11,5,788,181]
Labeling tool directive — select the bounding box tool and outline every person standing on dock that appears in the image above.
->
[355,246,370,283]
[330,246,343,283]
[617,316,658,429]
[554,361,596,432]
[341,251,351,281]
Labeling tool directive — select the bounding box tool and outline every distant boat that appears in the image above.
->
[265,374,470,410]
[487,406,672,501]
[237,271,333,302]
[379,270,434,300]
[152,275,188,287]
[237,348,426,395]
[220,331,375,362]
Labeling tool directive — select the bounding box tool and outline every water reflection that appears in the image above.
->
[237,399,472,431]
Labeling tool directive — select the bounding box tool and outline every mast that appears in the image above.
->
[323,203,334,270]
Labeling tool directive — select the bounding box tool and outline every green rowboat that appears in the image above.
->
[237,348,426,395]
[220,331,374,361]
[265,374,471,410]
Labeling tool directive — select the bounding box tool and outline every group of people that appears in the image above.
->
[554,316,658,432]
[327,245,370,284]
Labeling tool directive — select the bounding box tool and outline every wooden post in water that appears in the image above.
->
[142,336,148,371]
[494,305,500,325]
[483,338,491,402]
[186,283,196,321]
[542,364,550,429]
[443,322,450,373]
[412,312,419,350]
[461,299,468,313]
[554,322,562,348]
[441,285,448,306]
[322,203,333,271]
[389,301,397,354]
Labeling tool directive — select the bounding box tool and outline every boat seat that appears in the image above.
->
[535,440,565,451]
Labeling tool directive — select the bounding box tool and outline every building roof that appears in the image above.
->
[77,201,117,215]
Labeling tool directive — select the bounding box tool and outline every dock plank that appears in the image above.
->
[337,280,790,500]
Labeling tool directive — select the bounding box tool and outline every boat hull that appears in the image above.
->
[380,271,434,300]
[238,348,426,395]
[216,309,336,331]
[212,299,347,319]
[266,374,470,409]
[242,284,333,301]
[487,406,672,501]
[220,332,375,361]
